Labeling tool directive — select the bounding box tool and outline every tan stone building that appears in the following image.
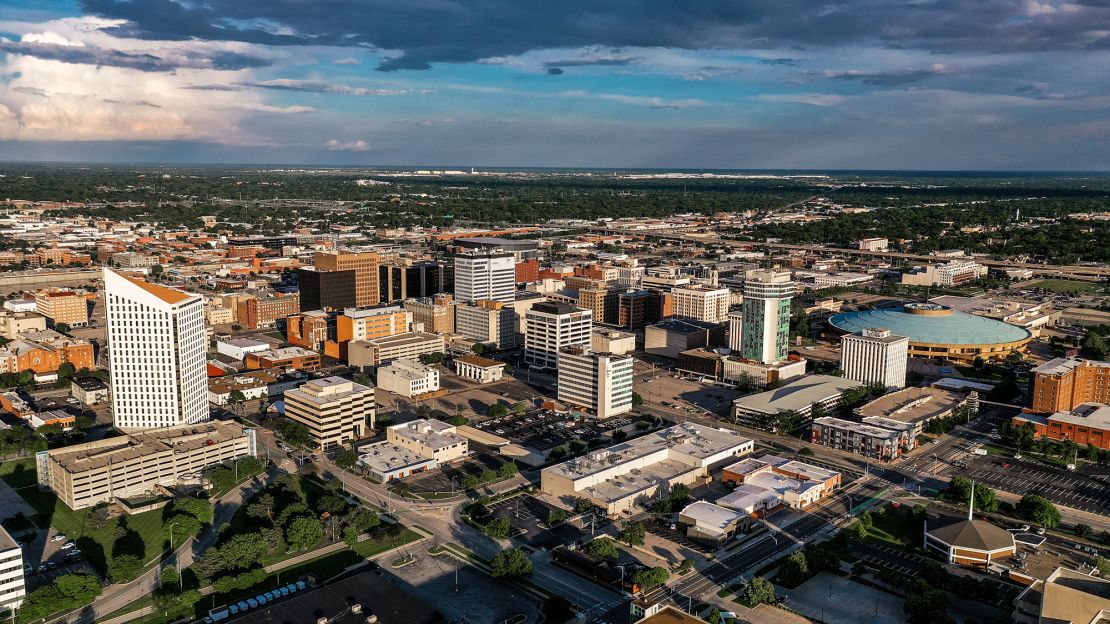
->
[315,251,380,307]
[282,376,375,450]
[34,289,89,327]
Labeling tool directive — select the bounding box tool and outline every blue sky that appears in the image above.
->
[0,0,1109,169]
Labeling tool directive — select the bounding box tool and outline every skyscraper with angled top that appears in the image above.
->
[104,268,208,429]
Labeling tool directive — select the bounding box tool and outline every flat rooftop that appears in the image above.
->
[359,442,438,474]
[1047,403,1110,431]
[732,375,862,415]
[855,386,966,424]
[1033,357,1110,376]
[389,419,465,450]
[365,331,441,347]
[0,524,18,551]
[813,416,903,439]
[48,421,249,473]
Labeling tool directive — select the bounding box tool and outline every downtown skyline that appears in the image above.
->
[1,0,1109,170]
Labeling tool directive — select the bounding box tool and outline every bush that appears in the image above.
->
[491,548,532,577]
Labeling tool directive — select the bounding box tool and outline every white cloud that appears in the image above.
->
[754,93,847,106]
[325,139,369,151]
[333,57,361,65]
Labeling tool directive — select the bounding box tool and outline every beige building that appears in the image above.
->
[282,376,375,450]
[376,358,440,398]
[540,423,754,515]
[0,311,47,339]
[1013,567,1110,624]
[0,525,25,613]
[671,285,730,324]
[590,329,636,355]
[314,250,380,307]
[404,294,458,334]
[348,332,445,367]
[386,419,467,464]
[36,422,256,510]
[34,289,89,327]
[454,354,506,384]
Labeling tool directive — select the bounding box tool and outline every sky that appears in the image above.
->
[0,0,1109,170]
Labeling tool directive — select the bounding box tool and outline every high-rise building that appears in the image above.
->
[1030,358,1110,413]
[454,250,515,304]
[455,299,516,349]
[296,267,357,312]
[525,302,593,370]
[737,270,794,364]
[841,327,909,389]
[404,294,458,334]
[236,293,300,329]
[618,289,670,329]
[0,525,25,613]
[579,287,621,325]
[282,376,375,450]
[105,268,208,429]
[557,345,634,419]
[314,251,381,307]
[34,289,89,327]
[672,285,730,324]
[378,260,450,302]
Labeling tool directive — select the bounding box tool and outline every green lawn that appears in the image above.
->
[1028,279,1105,293]
[863,506,923,549]
[1,458,167,575]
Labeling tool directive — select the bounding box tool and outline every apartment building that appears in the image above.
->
[314,251,381,307]
[840,327,909,389]
[454,250,515,304]
[347,332,445,367]
[376,358,440,398]
[524,302,593,371]
[0,525,25,613]
[283,376,375,450]
[336,306,409,343]
[809,416,914,461]
[556,346,634,419]
[455,299,516,349]
[34,289,89,327]
[236,293,300,330]
[901,260,987,287]
[404,294,458,334]
[1030,357,1110,413]
[734,270,793,364]
[672,285,730,324]
[105,269,208,430]
[37,421,256,510]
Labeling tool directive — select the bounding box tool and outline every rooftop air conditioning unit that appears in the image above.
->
[365,616,378,624]
[317,618,329,624]
[351,604,362,614]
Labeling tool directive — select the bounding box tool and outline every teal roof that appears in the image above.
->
[829,307,1032,345]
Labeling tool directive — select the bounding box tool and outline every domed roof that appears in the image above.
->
[829,306,1032,345]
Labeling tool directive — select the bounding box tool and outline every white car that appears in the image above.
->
[50,534,67,543]
[60,542,76,550]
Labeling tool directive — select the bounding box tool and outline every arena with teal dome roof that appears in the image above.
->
[829,303,1032,363]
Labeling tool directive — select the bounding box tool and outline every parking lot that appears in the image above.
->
[486,495,591,550]
[472,410,638,452]
[963,455,1110,515]
[399,446,509,495]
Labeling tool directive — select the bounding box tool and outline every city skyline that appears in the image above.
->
[1,0,1109,169]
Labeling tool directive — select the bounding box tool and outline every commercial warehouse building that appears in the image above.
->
[540,423,754,515]
[718,454,841,516]
[37,421,257,510]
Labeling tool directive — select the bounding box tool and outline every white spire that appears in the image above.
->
[968,481,975,521]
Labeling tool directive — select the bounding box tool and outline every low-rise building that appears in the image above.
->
[677,501,745,546]
[540,423,754,515]
[358,418,467,482]
[644,318,725,359]
[207,374,269,405]
[29,410,76,430]
[244,347,320,371]
[0,311,46,340]
[348,332,445,367]
[809,416,914,461]
[924,505,1016,567]
[453,354,505,384]
[215,337,271,361]
[376,358,440,398]
[721,356,808,387]
[0,331,95,377]
[37,421,257,510]
[718,454,841,517]
[70,377,109,405]
[901,260,987,287]
[855,386,974,437]
[1012,567,1110,624]
[730,375,863,431]
[1012,402,1110,451]
[282,376,375,450]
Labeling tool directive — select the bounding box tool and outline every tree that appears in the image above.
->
[487,403,508,418]
[498,462,518,478]
[1096,556,1110,577]
[108,554,143,583]
[944,476,999,512]
[677,558,694,575]
[707,608,722,624]
[317,494,349,515]
[285,516,324,550]
[854,522,868,540]
[904,589,953,624]
[227,389,246,413]
[335,450,359,470]
[277,419,315,449]
[988,380,1020,403]
[150,263,164,276]
[631,567,669,592]
[618,521,646,546]
[572,498,594,514]
[472,343,489,355]
[512,401,528,413]
[740,576,776,606]
[1000,421,1037,450]
[1076,523,1093,539]
[490,548,532,577]
[546,509,566,526]
[159,566,181,591]
[174,498,214,524]
[569,439,587,454]
[484,517,510,539]
[797,446,815,457]
[219,533,269,570]
[612,429,628,442]
[247,493,276,520]
[1017,495,1061,528]
[631,392,644,407]
[972,356,985,370]
[585,538,619,560]
[776,550,810,587]
[163,514,202,544]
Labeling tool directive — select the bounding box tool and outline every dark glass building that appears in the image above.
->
[297,268,357,312]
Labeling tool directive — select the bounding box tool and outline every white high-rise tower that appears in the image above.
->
[841,327,909,389]
[105,269,208,429]
[454,250,515,304]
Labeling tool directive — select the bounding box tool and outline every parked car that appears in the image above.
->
[60,542,76,550]
[50,534,67,543]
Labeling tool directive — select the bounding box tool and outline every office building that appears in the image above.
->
[1029,358,1110,414]
[236,293,299,330]
[358,419,467,482]
[678,502,745,545]
[314,251,381,307]
[735,270,793,364]
[591,329,635,355]
[404,294,458,334]
[337,306,410,343]
[720,356,807,388]
[34,289,89,327]
[1012,402,1110,451]
[37,421,256,510]
[347,332,445,367]
[454,355,505,384]
[540,423,754,515]
[454,236,539,260]
[70,377,109,405]
[454,249,515,304]
[718,454,841,516]
[285,311,332,351]
[0,311,46,339]
[578,287,621,325]
[0,526,25,613]
[376,358,440,398]
[283,376,375,450]
[1013,567,1110,624]
[840,327,909,389]
[672,285,730,324]
[644,318,725,359]
[243,347,321,371]
[455,299,516,349]
[110,252,159,269]
[296,267,357,312]
[557,345,634,419]
[858,237,889,251]
[105,268,208,430]
[378,260,450,302]
[809,416,915,461]
[731,375,863,431]
[618,289,670,329]
[524,302,593,370]
[901,260,988,287]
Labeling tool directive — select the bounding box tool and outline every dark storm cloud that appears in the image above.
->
[0,40,271,71]
[79,0,1110,71]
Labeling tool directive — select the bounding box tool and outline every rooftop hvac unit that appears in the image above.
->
[317,618,329,624]
[351,604,362,614]
[365,616,378,624]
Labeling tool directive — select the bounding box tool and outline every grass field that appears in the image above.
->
[863,506,923,550]
[1028,279,1106,293]
[1,458,167,575]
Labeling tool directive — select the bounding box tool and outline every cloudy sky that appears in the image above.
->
[1,0,1109,169]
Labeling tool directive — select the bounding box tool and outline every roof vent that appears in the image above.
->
[351,604,362,614]
[317,618,329,624]
[365,616,378,624]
